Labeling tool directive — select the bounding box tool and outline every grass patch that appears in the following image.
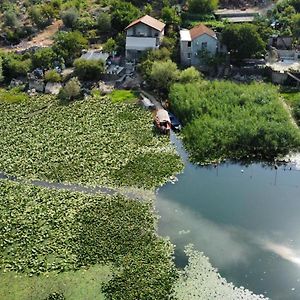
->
[281,89,300,126]
[109,89,138,103]
[0,88,28,103]
[0,94,182,189]
[170,81,300,163]
[0,265,111,300]
[0,180,177,299]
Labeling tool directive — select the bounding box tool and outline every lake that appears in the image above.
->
[156,133,300,300]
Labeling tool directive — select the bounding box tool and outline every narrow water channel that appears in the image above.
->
[156,132,300,300]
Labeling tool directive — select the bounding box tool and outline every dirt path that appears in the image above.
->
[0,20,62,52]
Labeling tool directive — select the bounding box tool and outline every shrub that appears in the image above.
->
[73,58,105,81]
[44,69,61,82]
[3,54,32,79]
[59,77,81,101]
[32,47,57,69]
[178,67,202,83]
[61,7,79,29]
[4,11,19,28]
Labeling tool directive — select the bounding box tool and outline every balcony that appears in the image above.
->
[126,36,159,51]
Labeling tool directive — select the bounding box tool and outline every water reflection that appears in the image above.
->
[157,133,300,299]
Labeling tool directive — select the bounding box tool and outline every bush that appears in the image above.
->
[3,54,32,79]
[32,47,57,69]
[4,11,19,28]
[44,69,61,82]
[59,77,81,101]
[73,58,105,81]
[178,67,202,83]
[61,7,79,29]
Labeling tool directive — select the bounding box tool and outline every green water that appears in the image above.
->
[156,133,300,300]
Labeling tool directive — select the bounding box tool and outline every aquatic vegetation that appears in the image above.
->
[0,265,111,300]
[0,94,182,189]
[109,89,138,103]
[281,90,300,126]
[0,88,29,103]
[170,81,300,163]
[173,245,268,300]
[0,180,177,299]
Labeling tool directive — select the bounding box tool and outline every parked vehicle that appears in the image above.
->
[168,111,181,131]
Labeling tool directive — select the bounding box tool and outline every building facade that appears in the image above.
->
[125,15,165,61]
[180,24,219,68]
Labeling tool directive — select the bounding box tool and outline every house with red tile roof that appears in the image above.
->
[125,15,166,61]
[180,24,219,67]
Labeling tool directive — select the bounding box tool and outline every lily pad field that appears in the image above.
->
[0,92,183,299]
[0,93,182,189]
[0,179,176,299]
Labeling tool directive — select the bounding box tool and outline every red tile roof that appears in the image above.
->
[125,15,165,32]
[189,24,216,40]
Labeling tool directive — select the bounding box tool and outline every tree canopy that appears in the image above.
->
[222,24,266,60]
[53,31,88,66]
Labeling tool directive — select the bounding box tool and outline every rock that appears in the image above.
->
[45,82,62,95]
[28,79,45,93]
[98,81,114,94]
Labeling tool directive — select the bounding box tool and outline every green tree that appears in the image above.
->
[60,77,81,101]
[73,58,105,81]
[292,13,300,38]
[32,47,57,69]
[188,0,218,14]
[222,24,266,60]
[76,16,96,33]
[150,60,179,94]
[139,47,171,79]
[102,38,117,54]
[143,3,153,15]
[179,67,202,83]
[161,7,181,26]
[53,31,88,66]
[97,12,111,34]
[61,7,79,29]
[111,0,140,32]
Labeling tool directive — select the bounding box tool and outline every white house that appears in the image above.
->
[180,24,218,67]
[125,15,165,61]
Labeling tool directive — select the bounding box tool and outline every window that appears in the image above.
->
[201,42,207,50]
[187,41,191,47]
[187,53,191,59]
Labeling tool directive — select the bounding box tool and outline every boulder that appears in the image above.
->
[28,79,45,93]
[45,82,62,95]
